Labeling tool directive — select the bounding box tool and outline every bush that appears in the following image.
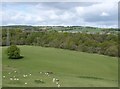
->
[105,46,118,57]
[7,45,22,59]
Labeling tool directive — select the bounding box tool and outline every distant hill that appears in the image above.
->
[1,25,119,33]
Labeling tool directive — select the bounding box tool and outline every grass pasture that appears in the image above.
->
[2,46,118,87]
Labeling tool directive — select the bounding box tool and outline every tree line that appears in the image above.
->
[2,28,119,57]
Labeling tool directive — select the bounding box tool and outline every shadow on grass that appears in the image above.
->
[9,56,24,60]
[77,76,105,80]
[78,76,118,82]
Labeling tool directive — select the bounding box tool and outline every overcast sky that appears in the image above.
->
[1,2,118,28]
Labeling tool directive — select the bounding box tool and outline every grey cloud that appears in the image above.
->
[40,2,99,10]
[84,14,117,22]
[1,2,118,28]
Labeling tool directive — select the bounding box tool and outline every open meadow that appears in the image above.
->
[2,46,118,87]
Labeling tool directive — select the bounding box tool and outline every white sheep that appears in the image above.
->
[40,72,42,74]
[23,75,26,77]
[25,82,27,85]
[14,78,17,80]
[56,79,59,81]
[17,78,19,81]
[10,78,13,80]
[56,82,59,85]
[3,76,5,78]
[57,84,60,87]
[52,78,55,82]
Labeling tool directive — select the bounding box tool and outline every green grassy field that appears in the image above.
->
[2,46,118,87]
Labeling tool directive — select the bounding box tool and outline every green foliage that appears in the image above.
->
[105,46,118,57]
[2,26,119,57]
[7,45,21,59]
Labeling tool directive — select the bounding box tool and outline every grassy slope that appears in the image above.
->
[2,46,118,87]
[0,47,2,88]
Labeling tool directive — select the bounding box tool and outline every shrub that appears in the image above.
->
[7,45,22,59]
[105,46,118,57]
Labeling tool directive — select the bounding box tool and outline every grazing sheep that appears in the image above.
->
[29,73,31,76]
[46,72,53,74]
[8,72,11,74]
[10,78,13,80]
[45,72,49,76]
[14,71,17,73]
[3,76,5,78]
[14,78,17,80]
[23,75,26,77]
[40,72,42,74]
[52,78,55,82]
[57,84,60,87]
[23,75,27,77]
[25,82,27,85]
[56,82,59,85]
[56,79,59,82]
[17,78,19,81]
